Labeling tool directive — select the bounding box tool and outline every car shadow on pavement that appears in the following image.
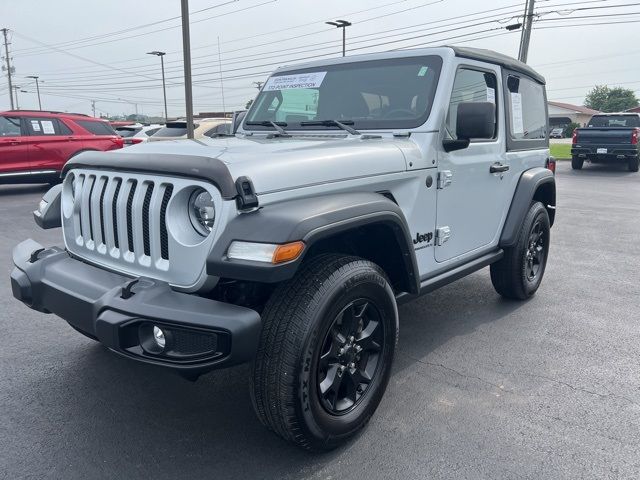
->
[6,272,525,479]
[568,162,636,177]
[0,183,50,196]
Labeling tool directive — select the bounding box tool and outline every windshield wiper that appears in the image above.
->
[299,119,361,135]
[245,120,290,137]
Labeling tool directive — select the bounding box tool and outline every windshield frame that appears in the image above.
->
[243,55,443,132]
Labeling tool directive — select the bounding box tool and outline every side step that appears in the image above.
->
[396,250,503,304]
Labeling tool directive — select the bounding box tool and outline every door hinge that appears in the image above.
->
[437,170,453,189]
[435,226,451,246]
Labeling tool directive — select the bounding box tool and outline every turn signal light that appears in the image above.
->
[273,241,305,264]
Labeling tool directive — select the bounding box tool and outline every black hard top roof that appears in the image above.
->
[448,46,546,85]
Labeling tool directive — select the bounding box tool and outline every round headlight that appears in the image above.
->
[188,188,215,236]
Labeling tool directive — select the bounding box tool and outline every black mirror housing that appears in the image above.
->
[456,102,496,140]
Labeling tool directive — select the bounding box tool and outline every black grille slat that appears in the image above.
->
[126,181,137,253]
[112,179,121,249]
[99,178,108,245]
[142,183,154,257]
[160,185,173,260]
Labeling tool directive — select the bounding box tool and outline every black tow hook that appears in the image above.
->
[29,248,46,263]
[121,279,140,299]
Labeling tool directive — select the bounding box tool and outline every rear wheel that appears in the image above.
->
[491,202,550,300]
[628,157,639,172]
[250,254,398,451]
[571,156,583,170]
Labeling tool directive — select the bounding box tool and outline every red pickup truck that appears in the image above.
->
[0,110,123,185]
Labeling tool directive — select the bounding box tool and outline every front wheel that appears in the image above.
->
[250,254,398,451]
[491,202,551,300]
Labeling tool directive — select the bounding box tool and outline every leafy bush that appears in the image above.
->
[563,122,580,138]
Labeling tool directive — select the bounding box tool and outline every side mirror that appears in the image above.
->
[443,102,496,152]
[33,183,62,229]
[232,110,247,134]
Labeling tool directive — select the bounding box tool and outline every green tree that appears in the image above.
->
[563,121,580,138]
[245,98,254,110]
[584,85,639,112]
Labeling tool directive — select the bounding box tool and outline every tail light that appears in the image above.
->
[124,138,144,145]
[572,129,578,144]
[632,128,639,145]
[545,157,556,174]
[109,136,124,150]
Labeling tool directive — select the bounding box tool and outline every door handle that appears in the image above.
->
[490,163,510,173]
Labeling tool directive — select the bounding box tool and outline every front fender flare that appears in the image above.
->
[207,192,419,292]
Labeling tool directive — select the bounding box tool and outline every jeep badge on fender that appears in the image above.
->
[10,46,555,452]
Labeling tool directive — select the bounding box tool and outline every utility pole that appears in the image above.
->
[253,81,264,90]
[217,36,226,115]
[180,0,195,139]
[518,0,535,63]
[2,28,15,109]
[147,51,168,122]
[26,75,41,109]
[326,20,352,57]
[91,100,96,117]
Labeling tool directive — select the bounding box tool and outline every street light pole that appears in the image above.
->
[180,0,195,139]
[26,75,41,109]
[12,85,20,110]
[325,20,352,57]
[147,51,168,122]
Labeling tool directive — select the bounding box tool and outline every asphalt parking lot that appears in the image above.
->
[1,161,639,480]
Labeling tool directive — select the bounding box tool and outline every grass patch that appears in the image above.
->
[550,143,571,159]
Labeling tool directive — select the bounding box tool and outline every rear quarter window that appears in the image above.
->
[75,120,117,136]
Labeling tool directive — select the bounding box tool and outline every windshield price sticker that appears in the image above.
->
[263,72,327,91]
[486,87,495,104]
[31,120,41,132]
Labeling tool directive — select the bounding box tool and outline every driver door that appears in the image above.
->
[435,63,511,263]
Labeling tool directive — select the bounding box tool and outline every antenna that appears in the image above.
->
[217,36,226,115]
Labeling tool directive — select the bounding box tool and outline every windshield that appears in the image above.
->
[153,122,199,137]
[245,55,442,131]
[588,115,640,128]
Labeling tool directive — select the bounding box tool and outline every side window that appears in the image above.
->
[27,118,69,136]
[75,120,117,136]
[446,68,497,140]
[506,76,546,140]
[145,128,160,137]
[0,116,22,136]
[57,119,73,135]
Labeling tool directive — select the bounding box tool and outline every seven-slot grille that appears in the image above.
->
[70,172,174,264]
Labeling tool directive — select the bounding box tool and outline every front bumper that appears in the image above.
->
[11,239,261,377]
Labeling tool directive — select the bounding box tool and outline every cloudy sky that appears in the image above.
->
[2,0,638,117]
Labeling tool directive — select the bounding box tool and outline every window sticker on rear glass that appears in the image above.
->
[41,120,55,134]
[417,66,429,76]
[31,120,41,132]
[486,87,495,104]
[510,92,524,135]
[263,72,327,91]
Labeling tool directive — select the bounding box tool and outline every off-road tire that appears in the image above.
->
[250,254,398,451]
[491,201,550,300]
[571,156,583,170]
[628,157,639,172]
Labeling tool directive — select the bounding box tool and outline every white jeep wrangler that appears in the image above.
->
[11,46,555,451]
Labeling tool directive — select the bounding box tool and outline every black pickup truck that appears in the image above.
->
[571,113,640,172]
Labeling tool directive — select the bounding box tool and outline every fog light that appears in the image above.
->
[153,326,166,349]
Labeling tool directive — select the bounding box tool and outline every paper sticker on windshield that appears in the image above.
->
[263,72,327,91]
[31,120,41,132]
[417,66,429,76]
[41,121,55,134]
[486,87,495,104]
[510,92,524,134]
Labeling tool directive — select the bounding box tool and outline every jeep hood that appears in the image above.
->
[112,136,410,195]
